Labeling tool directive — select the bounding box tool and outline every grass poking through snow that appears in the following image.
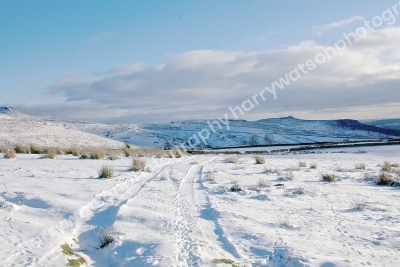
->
[321,173,335,183]
[254,155,265,164]
[61,243,74,256]
[212,258,239,267]
[310,163,318,169]
[98,165,114,179]
[375,172,391,186]
[298,161,307,168]
[131,158,147,172]
[90,149,106,160]
[95,228,116,249]
[355,163,366,170]
[61,243,87,267]
[226,156,239,164]
[3,149,16,159]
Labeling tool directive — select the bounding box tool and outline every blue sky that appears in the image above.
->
[1,1,400,123]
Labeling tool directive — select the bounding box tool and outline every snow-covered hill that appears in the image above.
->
[364,118,400,131]
[0,107,124,148]
[1,107,399,149]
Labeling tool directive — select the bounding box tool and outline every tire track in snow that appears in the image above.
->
[32,169,163,267]
[33,157,195,266]
[169,156,218,266]
[174,164,203,266]
[172,156,244,266]
[194,163,243,262]
[73,158,196,249]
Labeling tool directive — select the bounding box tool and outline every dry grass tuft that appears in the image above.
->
[291,165,300,171]
[257,178,270,188]
[226,156,239,164]
[217,184,228,193]
[298,161,307,168]
[130,148,186,158]
[276,215,300,229]
[66,147,82,156]
[108,152,118,161]
[79,152,89,159]
[44,150,57,159]
[292,185,317,196]
[265,166,281,175]
[309,163,318,169]
[4,149,16,159]
[122,147,132,157]
[30,144,43,154]
[98,165,114,178]
[14,144,30,154]
[321,173,335,182]
[0,145,12,153]
[56,147,66,155]
[204,172,215,182]
[335,166,348,172]
[131,158,147,172]
[230,181,243,192]
[90,149,106,160]
[351,198,366,210]
[355,163,366,170]
[44,147,65,155]
[95,228,116,249]
[254,155,265,164]
[381,161,392,172]
[375,172,391,186]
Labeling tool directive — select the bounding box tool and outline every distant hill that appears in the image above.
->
[2,107,399,149]
[363,118,400,131]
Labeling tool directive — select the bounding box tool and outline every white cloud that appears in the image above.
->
[315,16,364,32]
[31,27,400,123]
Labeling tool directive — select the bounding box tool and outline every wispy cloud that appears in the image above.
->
[85,31,114,44]
[244,31,275,43]
[314,16,364,32]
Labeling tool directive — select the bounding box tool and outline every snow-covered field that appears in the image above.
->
[1,146,400,267]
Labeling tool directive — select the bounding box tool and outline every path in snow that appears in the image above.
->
[71,156,246,267]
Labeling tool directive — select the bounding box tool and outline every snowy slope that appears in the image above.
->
[1,146,400,266]
[0,108,124,148]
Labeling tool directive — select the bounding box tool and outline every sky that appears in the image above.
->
[1,0,400,124]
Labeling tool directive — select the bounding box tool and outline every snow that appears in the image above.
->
[1,107,398,149]
[1,146,400,266]
[0,113,124,148]
[364,118,400,131]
